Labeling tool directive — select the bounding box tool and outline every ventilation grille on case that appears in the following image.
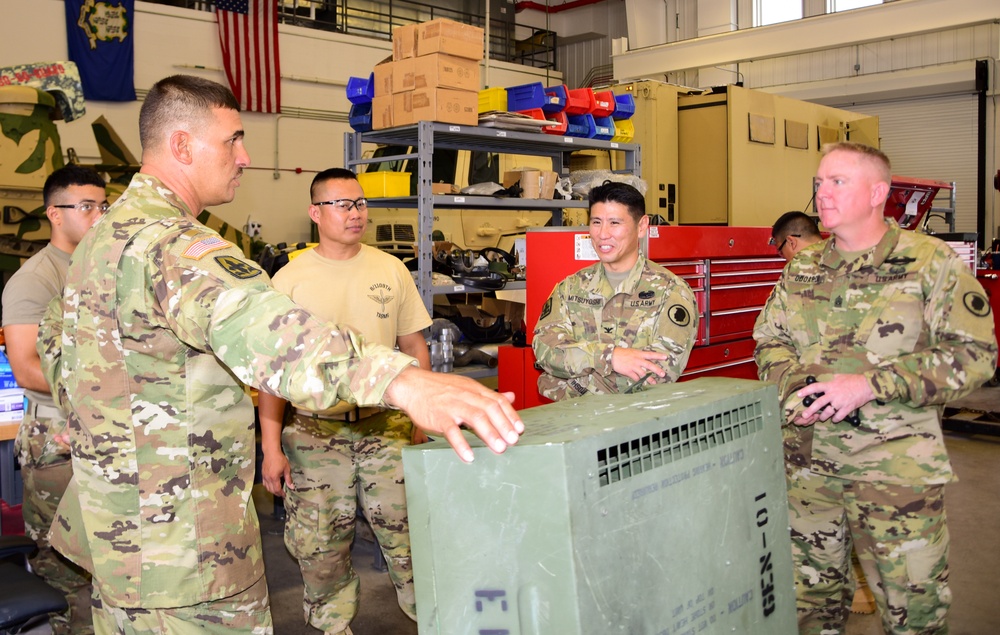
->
[596,401,764,487]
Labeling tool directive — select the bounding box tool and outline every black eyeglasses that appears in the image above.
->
[312,197,368,211]
[52,201,110,214]
[769,233,800,255]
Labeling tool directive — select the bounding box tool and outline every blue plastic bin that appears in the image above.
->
[593,116,616,141]
[505,82,546,111]
[566,114,597,138]
[612,93,636,119]
[349,102,373,132]
[346,73,375,104]
[541,85,568,113]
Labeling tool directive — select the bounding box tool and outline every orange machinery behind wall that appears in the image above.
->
[498,225,785,410]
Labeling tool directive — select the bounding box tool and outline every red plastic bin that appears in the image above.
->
[564,88,596,115]
[592,90,615,117]
[542,111,568,135]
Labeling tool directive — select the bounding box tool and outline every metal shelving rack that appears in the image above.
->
[345,120,641,313]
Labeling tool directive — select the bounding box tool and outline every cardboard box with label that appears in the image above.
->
[393,88,478,127]
[416,18,484,60]
[394,54,480,93]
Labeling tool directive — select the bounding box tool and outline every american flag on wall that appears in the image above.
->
[216,0,281,113]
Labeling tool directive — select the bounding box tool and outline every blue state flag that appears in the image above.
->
[65,0,136,101]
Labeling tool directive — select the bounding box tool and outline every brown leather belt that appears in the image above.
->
[293,406,385,423]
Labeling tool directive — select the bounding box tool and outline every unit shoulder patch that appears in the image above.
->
[668,304,691,327]
[215,255,262,280]
[963,291,991,317]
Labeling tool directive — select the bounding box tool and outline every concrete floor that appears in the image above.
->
[20,385,1000,635]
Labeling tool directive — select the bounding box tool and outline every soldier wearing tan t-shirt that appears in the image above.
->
[259,168,430,635]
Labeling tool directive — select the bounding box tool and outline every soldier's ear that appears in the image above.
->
[870,180,890,208]
[45,206,62,227]
[169,130,193,165]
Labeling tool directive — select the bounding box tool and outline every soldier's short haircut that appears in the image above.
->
[588,181,645,222]
[139,75,241,152]
[772,211,821,242]
[820,141,892,185]
[43,164,106,207]
[310,168,359,201]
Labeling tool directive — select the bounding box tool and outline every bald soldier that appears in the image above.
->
[36,75,522,634]
[754,142,997,634]
[533,181,698,399]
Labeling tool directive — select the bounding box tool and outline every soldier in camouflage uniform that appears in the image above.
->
[35,75,523,635]
[533,181,698,400]
[259,168,430,635]
[753,142,997,635]
[1,164,106,635]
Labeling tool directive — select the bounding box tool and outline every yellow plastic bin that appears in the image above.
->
[478,87,507,113]
[611,118,635,143]
[358,171,410,198]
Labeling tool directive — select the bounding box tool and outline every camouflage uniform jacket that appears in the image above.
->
[533,256,698,400]
[36,173,415,609]
[753,219,997,485]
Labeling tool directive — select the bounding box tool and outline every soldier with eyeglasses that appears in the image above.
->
[260,168,430,635]
[1,163,108,635]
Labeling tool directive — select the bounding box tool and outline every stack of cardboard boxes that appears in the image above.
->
[371,18,483,129]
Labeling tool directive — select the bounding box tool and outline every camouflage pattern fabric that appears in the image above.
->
[753,220,996,633]
[96,574,272,635]
[282,411,417,633]
[35,173,415,616]
[753,220,997,483]
[15,413,93,635]
[788,471,950,635]
[533,256,698,400]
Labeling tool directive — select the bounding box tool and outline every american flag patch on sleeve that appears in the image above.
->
[182,235,230,259]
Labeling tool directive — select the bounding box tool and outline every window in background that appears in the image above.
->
[828,0,882,12]
[753,0,802,27]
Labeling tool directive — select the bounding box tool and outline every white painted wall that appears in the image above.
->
[1,0,560,244]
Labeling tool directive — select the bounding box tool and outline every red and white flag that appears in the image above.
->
[216,0,281,113]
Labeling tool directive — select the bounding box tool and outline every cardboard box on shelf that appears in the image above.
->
[432,182,457,194]
[503,169,558,199]
[394,54,480,93]
[482,297,525,329]
[372,60,394,97]
[416,18,484,60]
[371,94,393,130]
[393,88,478,127]
[392,23,418,60]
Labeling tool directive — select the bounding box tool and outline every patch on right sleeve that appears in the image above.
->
[540,297,553,320]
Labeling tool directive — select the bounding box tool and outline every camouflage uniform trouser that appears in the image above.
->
[282,411,417,634]
[787,467,950,635]
[15,413,94,635]
[93,573,272,634]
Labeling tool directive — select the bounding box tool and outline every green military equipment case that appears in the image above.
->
[403,377,796,635]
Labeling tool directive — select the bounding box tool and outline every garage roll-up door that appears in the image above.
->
[849,94,977,234]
